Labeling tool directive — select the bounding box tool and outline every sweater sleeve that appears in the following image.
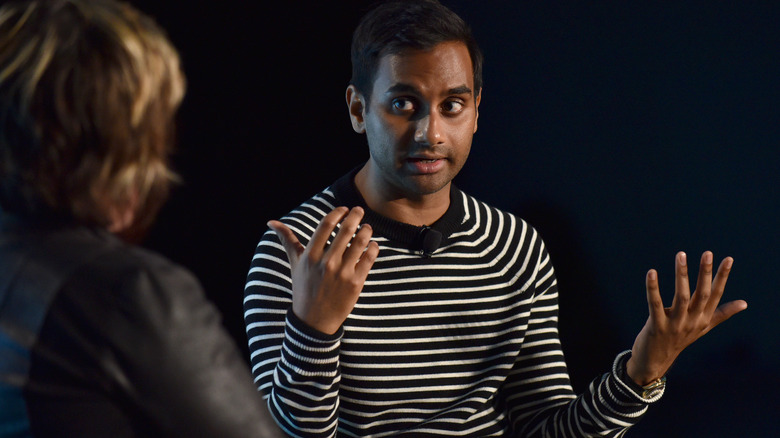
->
[506,239,659,437]
[244,229,342,438]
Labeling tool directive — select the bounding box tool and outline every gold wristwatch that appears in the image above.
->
[640,376,667,399]
[614,351,666,402]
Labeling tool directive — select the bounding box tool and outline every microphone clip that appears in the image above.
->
[417,226,442,258]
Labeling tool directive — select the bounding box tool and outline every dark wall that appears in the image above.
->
[136,1,779,436]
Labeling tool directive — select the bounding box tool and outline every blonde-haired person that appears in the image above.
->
[0,1,282,436]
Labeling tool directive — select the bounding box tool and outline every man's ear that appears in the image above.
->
[346,85,366,134]
[473,87,482,134]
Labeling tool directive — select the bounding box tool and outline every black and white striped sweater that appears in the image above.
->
[244,170,659,437]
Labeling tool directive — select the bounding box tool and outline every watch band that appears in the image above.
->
[641,376,667,399]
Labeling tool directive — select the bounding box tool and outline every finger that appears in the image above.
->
[646,269,666,322]
[705,299,748,332]
[355,240,380,279]
[307,207,349,259]
[267,220,305,264]
[690,251,714,314]
[702,257,734,316]
[342,223,374,266]
[325,207,366,259]
[670,251,690,318]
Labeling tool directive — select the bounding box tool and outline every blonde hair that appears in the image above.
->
[0,0,185,229]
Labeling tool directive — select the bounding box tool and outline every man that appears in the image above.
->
[0,0,283,436]
[243,1,747,436]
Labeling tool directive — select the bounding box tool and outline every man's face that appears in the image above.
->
[356,41,480,201]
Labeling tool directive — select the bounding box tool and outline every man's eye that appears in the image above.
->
[392,98,414,111]
[443,101,464,114]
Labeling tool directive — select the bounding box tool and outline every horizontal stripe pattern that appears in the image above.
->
[244,184,652,437]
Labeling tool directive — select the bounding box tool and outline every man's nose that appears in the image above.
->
[413,112,443,145]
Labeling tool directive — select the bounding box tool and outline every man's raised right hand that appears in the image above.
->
[268,206,380,335]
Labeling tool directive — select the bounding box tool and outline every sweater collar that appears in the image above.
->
[330,166,469,252]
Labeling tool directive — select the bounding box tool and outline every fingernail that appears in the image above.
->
[679,252,687,266]
[703,251,713,264]
[648,270,657,280]
[725,257,733,269]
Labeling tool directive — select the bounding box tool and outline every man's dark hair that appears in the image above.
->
[350,0,483,103]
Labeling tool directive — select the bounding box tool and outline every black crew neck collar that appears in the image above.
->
[329,166,469,251]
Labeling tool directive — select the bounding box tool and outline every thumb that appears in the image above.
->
[267,220,304,265]
[708,300,748,330]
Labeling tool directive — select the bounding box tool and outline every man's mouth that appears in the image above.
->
[405,157,446,174]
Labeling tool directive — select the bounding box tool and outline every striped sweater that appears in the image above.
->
[244,170,659,437]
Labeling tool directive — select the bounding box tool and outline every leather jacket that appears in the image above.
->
[0,221,283,437]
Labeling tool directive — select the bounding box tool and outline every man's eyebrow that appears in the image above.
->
[385,83,419,95]
[384,83,473,96]
[447,85,473,96]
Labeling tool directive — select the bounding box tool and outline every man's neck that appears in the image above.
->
[354,165,450,227]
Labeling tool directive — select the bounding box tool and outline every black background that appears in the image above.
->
[133,1,779,436]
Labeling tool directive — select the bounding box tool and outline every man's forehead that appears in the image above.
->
[373,41,474,95]
[385,82,473,97]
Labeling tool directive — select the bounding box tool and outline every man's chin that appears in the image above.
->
[403,176,452,198]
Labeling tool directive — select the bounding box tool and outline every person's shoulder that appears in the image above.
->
[284,187,338,222]
[264,173,350,244]
[286,170,357,219]
[32,228,209,358]
[61,229,202,304]
[455,189,536,233]
[125,244,199,286]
